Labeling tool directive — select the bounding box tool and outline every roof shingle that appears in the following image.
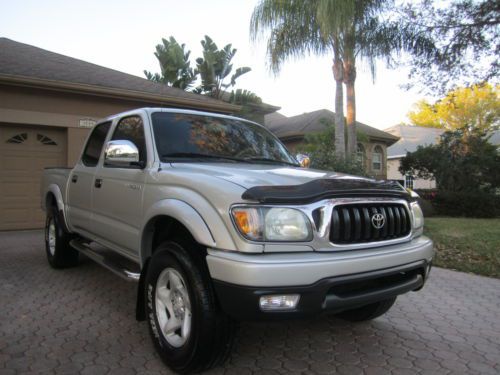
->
[0,37,236,111]
[265,109,399,144]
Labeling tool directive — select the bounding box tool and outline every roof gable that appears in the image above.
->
[384,125,445,157]
[265,109,399,144]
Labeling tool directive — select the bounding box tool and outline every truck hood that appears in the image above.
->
[168,163,408,203]
[169,162,360,188]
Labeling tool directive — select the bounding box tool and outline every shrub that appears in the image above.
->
[432,190,500,218]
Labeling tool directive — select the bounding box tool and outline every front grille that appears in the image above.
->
[329,203,411,244]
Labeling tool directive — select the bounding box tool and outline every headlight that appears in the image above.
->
[410,202,424,236]
[231,206,312,242]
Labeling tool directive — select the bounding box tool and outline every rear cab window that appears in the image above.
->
[81,121,111,167]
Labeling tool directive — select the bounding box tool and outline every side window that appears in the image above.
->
[110,116,146,163]
[81,122,111,167]
[372,145,383,171]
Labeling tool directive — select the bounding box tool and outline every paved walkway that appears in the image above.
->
[1,230,499,374]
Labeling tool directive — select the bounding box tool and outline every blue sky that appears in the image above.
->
[0,0,429,129]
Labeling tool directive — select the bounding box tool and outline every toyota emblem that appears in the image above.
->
[371,213,385,229]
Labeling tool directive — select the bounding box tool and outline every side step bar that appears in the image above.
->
[70,239,140,282]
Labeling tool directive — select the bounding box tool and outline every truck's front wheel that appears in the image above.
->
[145,240,235,373]
[44,208,79,268]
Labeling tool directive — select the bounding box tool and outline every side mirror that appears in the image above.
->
[104,140,143,168]
[296,153,311,168]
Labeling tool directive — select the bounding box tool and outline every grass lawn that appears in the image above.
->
[424,217,500,278]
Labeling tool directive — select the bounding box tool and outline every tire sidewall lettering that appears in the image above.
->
[147,282,163,347]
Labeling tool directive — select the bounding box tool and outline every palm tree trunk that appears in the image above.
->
[332,46,346,158]
[344,54,357,158]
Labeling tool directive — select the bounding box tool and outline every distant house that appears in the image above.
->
[384,125,443,189]
[384,124,500,190]
[265,109,399,179]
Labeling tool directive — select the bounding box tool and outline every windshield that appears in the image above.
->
[152,112,298,166]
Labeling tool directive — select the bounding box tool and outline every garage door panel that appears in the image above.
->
[1,156,34,172]
[1,182,38,198]
[0,124,66,230]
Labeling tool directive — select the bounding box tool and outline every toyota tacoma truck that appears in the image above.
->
[41,108,433,373]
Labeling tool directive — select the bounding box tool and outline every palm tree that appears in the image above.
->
[251,0,422,159]
[251,0,352,157]
[341,0,386,156]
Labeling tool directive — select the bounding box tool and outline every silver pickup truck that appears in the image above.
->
[41,107,433,373]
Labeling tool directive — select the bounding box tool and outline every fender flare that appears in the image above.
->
[46,184,65,211]
[45,184,71,233]
[140,199,216,265]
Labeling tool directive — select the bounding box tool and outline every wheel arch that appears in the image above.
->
[44,185,70,233]
[137,200,217,321]
[140,199,217,267]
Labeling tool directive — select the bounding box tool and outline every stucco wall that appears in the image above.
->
[387,158,436,189]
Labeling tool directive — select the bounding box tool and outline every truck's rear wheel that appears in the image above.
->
[44,208,79,268]
[145,240,235,373]
[335,297,397,322]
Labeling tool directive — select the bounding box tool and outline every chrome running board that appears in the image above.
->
[70,239,140,282]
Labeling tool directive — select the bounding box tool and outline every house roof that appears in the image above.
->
[384,125,445,158]
[385,124,500,158]
[0,37,238,113]
[264,109,399,145]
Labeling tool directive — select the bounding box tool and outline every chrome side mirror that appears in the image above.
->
[296,153,311,168]
[104,140,142,168]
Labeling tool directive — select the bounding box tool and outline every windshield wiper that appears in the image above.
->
[247,157,300,167]
[161,152,250,163]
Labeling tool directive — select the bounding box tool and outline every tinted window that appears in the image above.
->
[111,116,146,162]
[152,112,296,165]
[82,122,111,167]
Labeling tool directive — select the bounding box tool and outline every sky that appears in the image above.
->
[0,0,430,130]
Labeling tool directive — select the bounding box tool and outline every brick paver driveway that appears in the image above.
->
[1,230,499,375]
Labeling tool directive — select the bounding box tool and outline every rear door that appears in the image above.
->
[67,121,111,235]
[91,115,149,258]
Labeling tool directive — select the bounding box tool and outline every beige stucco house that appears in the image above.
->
[385,124,500,190]
[265,109,399,179]
[384,125,444,190]
[0,37,239,230]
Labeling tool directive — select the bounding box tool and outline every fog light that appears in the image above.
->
[259,294,300,311]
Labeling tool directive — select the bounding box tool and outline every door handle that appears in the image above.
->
[95,178,103,188]
[71,175,78,183]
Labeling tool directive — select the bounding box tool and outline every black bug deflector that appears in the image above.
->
[241,178,410,204]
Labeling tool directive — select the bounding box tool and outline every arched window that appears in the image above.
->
[37,134,57,146]
[372,145,383,171]
[356,143,365,167]
[6,133,28,144]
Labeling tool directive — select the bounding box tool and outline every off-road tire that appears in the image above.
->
[335,297,397,322]
[44,207,79,268]
[145,240,235,373]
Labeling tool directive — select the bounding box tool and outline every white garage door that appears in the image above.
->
[0,125,66,230]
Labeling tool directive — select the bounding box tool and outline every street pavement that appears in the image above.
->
[1,230,499,374]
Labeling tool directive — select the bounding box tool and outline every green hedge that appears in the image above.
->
[432,191,500,218]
